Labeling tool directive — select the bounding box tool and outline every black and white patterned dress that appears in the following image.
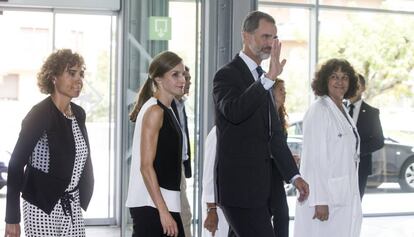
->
[23,114,89,237]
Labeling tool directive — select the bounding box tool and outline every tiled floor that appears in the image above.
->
[85,215,414,237]
[1,215,413,236]
[359,215,414,237]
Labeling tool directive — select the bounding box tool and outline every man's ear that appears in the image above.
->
[242,31,250,44]
[361,85,366,93]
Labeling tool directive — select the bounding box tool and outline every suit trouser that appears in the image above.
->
[180,167,192,237]
[222,205,275,237]
[358,157,371,199]
[270,164,289,237]
[270,181,289,237]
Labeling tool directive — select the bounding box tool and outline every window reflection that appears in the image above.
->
[55,13,116,220]
[259,0,414,217]
[0,11,116,231]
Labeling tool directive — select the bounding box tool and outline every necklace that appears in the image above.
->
[63,104,74,118]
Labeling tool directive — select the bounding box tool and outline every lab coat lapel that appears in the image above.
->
[323,96,360,156]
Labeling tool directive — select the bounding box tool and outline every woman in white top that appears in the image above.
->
[294,58,362,237]
[202,126,229,237]
[126,51,187,237]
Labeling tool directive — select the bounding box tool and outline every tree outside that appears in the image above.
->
[319,11,414,108]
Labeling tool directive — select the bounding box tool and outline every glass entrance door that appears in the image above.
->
[0,9,117,233]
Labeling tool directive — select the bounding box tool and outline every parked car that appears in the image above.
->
[286,121,414,192]
[0,150,10,190]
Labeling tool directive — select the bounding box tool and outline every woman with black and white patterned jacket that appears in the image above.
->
[4,49,94,237]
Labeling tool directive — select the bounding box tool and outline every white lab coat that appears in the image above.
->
[202,126,229,237]
[294,96,362,237]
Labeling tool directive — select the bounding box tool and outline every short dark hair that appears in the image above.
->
[311,58,358,99]
[184,66,191,81]
[357,73,366,87]
[242,11,275,33]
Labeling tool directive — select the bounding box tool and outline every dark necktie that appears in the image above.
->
[256,66,264,79]
[255,66,273,137]
[348,103,355,118]
[347,104,358,151]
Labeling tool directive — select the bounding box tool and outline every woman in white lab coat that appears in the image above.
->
[294,58,362,237]
[202,126,229,237]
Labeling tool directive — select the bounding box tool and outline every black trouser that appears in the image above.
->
[223,205,275,237]
[130,206,185,237]
[269,162,290,237]
[358,157,371,199]
[270,182,289,237]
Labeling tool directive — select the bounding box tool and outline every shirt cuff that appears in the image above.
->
[260,75,275,90]
[202,194,216,203]
[290,174,301,184]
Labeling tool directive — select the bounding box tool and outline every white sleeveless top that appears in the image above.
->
[125,97,181,212]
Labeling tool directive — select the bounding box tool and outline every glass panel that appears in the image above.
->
[122,0,170,235]
[319,9,414,214]
[122,0,199,235]
[319,0,414,11]
[55,13,116,220]
[169,0,198,234]
[0,11,53,233]
[259,6,311,125]
[0,10,115,232]
[259,5,311,217]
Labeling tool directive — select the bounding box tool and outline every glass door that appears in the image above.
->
[120,0,200,235]
[0,11,53,233]
[0,9,117,233]
[54,12,117,223]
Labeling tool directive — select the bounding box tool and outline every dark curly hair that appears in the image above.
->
[311,58,358,99]
[37,49,85,94]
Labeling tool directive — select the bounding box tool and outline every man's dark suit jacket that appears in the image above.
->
[356,101,384,177]
[171,100,192,178]
[213,54,299,208]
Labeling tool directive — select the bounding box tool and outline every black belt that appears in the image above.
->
[61,185,79,225]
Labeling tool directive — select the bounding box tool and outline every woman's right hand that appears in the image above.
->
[4,223,21,237]
[204,210,218,236]
[313,205,329,222]
[159,209,178,237]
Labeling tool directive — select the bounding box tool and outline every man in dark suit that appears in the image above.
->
[172,66,193,237]
[213,11,309,237]
[348,74,384,199]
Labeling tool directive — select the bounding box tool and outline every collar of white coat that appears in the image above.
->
[322,95,360,157]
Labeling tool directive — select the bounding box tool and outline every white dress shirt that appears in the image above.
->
[202,126,229,237]
[239,51,275,89]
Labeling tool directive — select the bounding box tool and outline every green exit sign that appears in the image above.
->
[149,16,171,41]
